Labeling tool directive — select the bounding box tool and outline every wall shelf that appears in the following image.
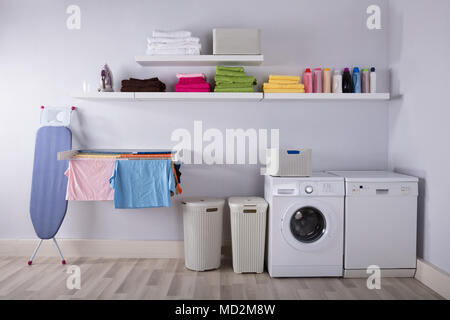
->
[73,92,263,102]
[134,92,263,101]
[73,92,390,102]
[263,93,390,101]
[135,55,264,66]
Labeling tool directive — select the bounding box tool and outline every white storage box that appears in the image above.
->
[266,148,312,177]
[182,198,225,271]
[228,197,268,273]
[213,28,261,55]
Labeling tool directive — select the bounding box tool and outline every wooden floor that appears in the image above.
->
[0,256,442,300]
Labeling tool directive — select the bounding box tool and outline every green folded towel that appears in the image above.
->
[214,83,256,88]
[214,75,257,85]
[214,87,254,92]
[215,69,247,77]
[216,66,245,73]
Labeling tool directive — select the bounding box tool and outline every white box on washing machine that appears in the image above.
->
[266,148,312,177]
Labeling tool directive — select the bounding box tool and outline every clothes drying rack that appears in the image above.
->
[58,149,180,161]
[58,149,183,195]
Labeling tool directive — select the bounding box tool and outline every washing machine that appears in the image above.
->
[329,171,419,278]
[264,173,345,277]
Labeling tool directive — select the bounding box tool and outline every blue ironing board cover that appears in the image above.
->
[30,126,72,239]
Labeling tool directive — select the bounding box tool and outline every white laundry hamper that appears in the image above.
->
[182,198,225,271]
[228,197,268,273]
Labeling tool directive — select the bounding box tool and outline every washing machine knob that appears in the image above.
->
[305,185,314,194]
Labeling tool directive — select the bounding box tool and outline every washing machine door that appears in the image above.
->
[281,199,337,251]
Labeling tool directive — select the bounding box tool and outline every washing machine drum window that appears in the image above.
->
[290,207,326,243]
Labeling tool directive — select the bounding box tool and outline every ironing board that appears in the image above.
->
[29,126,72,265]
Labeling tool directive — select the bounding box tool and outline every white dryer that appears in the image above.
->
[264,173,345,277]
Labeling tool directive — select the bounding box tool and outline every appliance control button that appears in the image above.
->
[305,186,314,194]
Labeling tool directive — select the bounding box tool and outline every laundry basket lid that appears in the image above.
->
[182,197,225,207]
[228,197,267,208]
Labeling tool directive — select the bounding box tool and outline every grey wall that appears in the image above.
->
[0,0,390,240]
[388,0,450,273]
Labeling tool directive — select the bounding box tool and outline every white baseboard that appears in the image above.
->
[344,268,415,278]
[0,239,185,259]
[415,258,450,300]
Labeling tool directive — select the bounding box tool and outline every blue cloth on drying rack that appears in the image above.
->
[109,159,175,209]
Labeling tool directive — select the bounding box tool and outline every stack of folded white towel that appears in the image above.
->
[146,30,201,55]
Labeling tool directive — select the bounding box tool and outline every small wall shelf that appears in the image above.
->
[135,55,264,66]
[72,92,134,100]
[263,93,390,101]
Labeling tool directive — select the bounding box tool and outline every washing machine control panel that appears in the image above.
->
[298,181,344,196]
[347,182,418,196]
[271,178,345,197]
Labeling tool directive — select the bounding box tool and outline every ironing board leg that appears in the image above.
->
[28,239,43,265]
[52,238,66,265]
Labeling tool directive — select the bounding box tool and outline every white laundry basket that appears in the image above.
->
[228,197,268,273]
[182,198,225,271]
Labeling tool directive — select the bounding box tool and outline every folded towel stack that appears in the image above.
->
[263,75,305,93]
[214,66,257,92]
[146,30,201,55]
[121,78,166,92]
[175,73,210,92]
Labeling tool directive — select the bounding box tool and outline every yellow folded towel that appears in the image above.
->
[267,79,299,85]
[264,89,305,93]
[269,75,301,82]
[264,83,305,89]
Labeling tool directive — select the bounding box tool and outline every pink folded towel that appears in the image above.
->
[177,77,207,85]
[175,83,211,92]
[175,88,210,92]
[176,83,210,89]
[176,73,206,79]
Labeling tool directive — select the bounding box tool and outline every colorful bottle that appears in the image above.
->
[352,67,361,93]
[313,68,322,93]
[303,68,313,93]
[323,68,331,93]
[370,67,377,93]
[332,70,343,93]
[362,69,370,93]
[342,68,353,93]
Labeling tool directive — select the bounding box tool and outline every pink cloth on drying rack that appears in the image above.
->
[65,159,115,201]
[176,73,206,79]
